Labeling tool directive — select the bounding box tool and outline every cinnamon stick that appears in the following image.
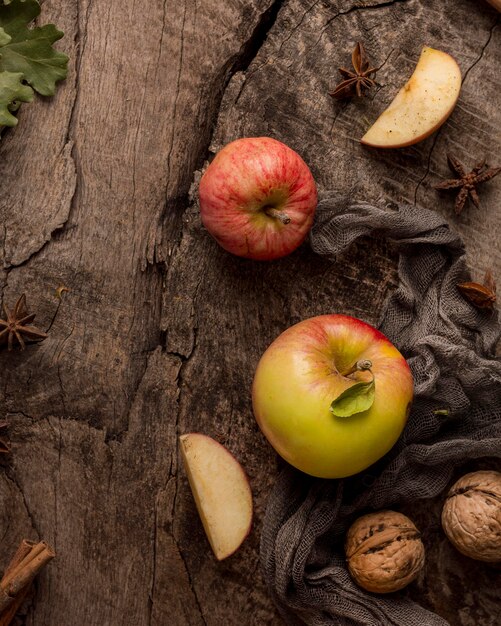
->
[0,540,55,619]
[0,540,34,626]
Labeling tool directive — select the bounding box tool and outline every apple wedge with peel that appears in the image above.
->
[361,47,461,148]
[179,433,253,560]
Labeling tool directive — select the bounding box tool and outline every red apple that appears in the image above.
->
[199,137,317,260]
[252,315,414,478]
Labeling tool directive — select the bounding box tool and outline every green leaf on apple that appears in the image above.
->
[330,378,375,418]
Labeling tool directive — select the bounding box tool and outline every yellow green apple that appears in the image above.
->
[252,315,414,478]
[361,47,461,148]
[179,433,253,560]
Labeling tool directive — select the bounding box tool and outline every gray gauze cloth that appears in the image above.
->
[260,193,501,626]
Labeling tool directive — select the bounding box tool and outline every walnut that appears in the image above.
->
[345,510,425,593]
[441,470,501,562]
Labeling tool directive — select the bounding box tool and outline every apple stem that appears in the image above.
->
[342,359,373,378]
[265,207,291,225]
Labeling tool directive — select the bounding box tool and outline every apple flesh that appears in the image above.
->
[199,137,317,260]
[179,433,253,560]
[361,47,461,148]
[252,315,414,479]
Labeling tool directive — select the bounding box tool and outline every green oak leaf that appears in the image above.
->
[0,26,11,46]
[330,378,375,418]
[0,70,33,126]
[0,0,68,96]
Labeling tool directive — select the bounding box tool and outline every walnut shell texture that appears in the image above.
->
[345,510,425,593]
[441,470,501,562]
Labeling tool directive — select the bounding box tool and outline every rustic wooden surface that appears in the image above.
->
[0,0,500,624]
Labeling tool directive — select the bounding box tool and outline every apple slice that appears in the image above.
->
[179,433,253,560]
[361,47,461,148]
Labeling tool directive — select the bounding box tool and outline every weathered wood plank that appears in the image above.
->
[0,0,500,624]
[1,0,287,623]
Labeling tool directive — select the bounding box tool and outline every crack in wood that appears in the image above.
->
[461,16,499,86]
[62,0,86,261]
[174,535,208,626]
[4,470,40,538]
[307,0,411,54]
[413,130,442,207]
[191,0,286,182]
[147,499,159,626]
[276,0,322,56]
[166,0,188,195]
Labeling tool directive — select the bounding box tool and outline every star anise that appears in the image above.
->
[433,154,501,214]
[330,42,379,100]
[0,420,9,454]
[457,269,496,310]
[0,294,47,351]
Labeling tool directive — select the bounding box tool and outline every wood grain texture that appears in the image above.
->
[0,0,500,624]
